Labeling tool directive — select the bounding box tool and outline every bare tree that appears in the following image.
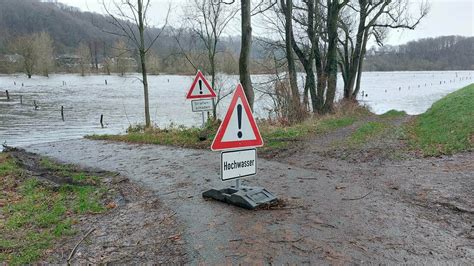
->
[286,0,321,112]
[239,0,254,110]
[315,0,348,112]
[113,39,132,76]
[103,0,169,128]
[34,32,55,77]
[263,0,346,114]
[9,32,55,78]
[146,50,160,75]
[9,35,37,78]
[89,40,101,72]
[279,0,304,121]
[179,0,238,118]
[76,42,91,76]
[102,40,112,75]
[339,0,429,100]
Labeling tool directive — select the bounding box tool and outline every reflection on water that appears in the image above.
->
[0,71,473,147]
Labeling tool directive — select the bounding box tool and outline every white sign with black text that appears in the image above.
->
[220,148,257,181]
[191,99,213,112]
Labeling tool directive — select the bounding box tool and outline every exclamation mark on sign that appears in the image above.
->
[199,80,203,94]
[237,104,242,138]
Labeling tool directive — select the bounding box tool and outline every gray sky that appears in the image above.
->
[57,0,473,46]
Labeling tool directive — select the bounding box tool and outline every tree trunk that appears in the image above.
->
[314,45,325,112]
[288,0,318,113]
[323,0,340,113]
[210,55,217,119]
[316,70,326,112]
[344,1,367,100]
[352,29,369,100]
[305,72,316,111]
[281,0,301,120]
[239,0,254,110]
[138,0,151,128]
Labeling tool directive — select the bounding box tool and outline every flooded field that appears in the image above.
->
[1,71,473,147]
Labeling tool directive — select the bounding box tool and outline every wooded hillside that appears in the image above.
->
[365,36,474,71]
[0,0,472,74]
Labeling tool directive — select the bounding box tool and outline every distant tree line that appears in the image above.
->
[0,0,273,76]
[364,36,474,71]
[9,0,472,128]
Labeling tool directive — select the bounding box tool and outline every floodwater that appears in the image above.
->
[1,71,473,147]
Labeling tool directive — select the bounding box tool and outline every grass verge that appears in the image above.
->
[348,121,390,145]
[0,153,107,264]
[87,105,371,153]
[380,109,407,118]
[407,84,474,156]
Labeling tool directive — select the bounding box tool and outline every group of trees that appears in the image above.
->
[8,32,54,78]
[2,0,431,127]
[6,35,141,77]
[260,0,428,119]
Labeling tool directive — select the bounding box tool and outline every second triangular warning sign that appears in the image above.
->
[186,70,217,99]
[211,84,263,151]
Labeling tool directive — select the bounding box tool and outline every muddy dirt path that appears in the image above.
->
[4,147,186,264]
[25,138,473,264]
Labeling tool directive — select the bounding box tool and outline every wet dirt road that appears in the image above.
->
[25,139,473,264]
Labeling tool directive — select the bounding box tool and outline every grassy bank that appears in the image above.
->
[87,84,474,158]
[0,152,109,264]
[88,104,371,153]
[408,84,474,156]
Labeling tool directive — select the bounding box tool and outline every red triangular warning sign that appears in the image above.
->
[211,84,263,151]
[186,70,217,99]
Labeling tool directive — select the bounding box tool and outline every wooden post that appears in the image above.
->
[34,100,38,110]
[20,95,23,104]
[61,106,64,121]
[100,114,104,128]
[5,90,9,101]
[105,80,107,85]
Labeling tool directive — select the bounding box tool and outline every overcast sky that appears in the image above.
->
[57,0,473,46]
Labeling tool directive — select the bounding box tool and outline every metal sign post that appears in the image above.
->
[191,99,213,128]
[187,70,216,128]
[201,111,206,128]
[202,84,277,209]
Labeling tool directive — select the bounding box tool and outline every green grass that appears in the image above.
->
[262,116,357,149]
[88,113,362,153]
[41,158,100,185]
[408,84,474,156]
[0,154,107,265]
[0,155,19,176]
[348,121,389,145]
[89,123,215,149]
[380,109,407,118]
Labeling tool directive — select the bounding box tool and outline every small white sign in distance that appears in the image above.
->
[191,99,213,112]
[221,149,257,181]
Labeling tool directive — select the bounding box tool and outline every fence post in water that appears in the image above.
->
[105,79,107,85]
[5,90,9,101]
[34,100,38,110]
[61,106,64,121]
[20,95,23,104]
[100,114,104,128]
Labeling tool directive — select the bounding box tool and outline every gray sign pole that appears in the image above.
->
[201,111,206,128]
